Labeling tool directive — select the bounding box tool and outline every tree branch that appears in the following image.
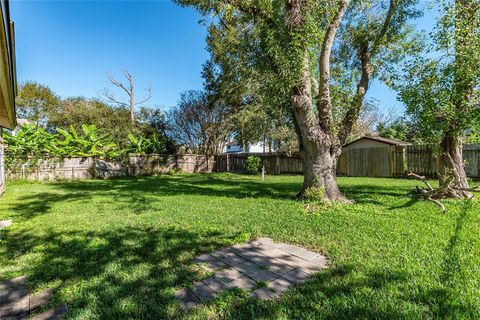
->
[106,73,131,96]
[408,172,434,191]
[224,0,274,26]
[104,90,129,107]
[370,0,397,57]
[134,85,152,106]
[317,0,350,132]
[338,0,396,145]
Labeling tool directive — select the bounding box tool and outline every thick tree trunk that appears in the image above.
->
[290,49,351,203]
[438,135,472,198]
[297,139,350,203]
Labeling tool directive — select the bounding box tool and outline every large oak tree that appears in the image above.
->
[177,0,419,202]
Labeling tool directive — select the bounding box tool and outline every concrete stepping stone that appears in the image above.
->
[29,288,53,311]
[251,287,278,301]
[175,288,200,310]
[0,276,67,319]
[227,276,256,291]
[198,259,228,272]
[0,220,12,230]
[282,268,311,284]
[193,253,217,264]
[267,277,294,294]
[265,261,295,276]
[0,285,28,305]
[215,251,247,266]
[30,303,68,320]
[202,278,231,293]
[176,237,328,310]
[233,261,259,274]
[0,276,26,290]
[214,267,244,283]
[191,283,216,302]
[248,270,278,282]
[0,294,29,318]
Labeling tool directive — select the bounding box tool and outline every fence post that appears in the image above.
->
[402,146,407,174]
[390,146,396,177]
[226,154,230,172]
[275,155,281,175]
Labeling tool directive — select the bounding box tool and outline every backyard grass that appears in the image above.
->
[1,173,479,319]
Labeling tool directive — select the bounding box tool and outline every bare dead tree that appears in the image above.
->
[104,69,152,125]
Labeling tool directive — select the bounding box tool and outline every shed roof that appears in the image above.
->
[343,135,412,148]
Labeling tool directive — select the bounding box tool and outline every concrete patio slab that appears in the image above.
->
[176,237,328,309]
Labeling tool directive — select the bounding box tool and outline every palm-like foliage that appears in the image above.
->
[124,132,166,155]
[2,124,121,169]
[3,124,168,171]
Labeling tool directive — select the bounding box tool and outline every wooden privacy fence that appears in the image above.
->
[6,158,126,181]
[215,144,480,178]
[215,153,303,174]
[129,154,214,176]
[393,144,480,178]
[6,154,214,181]
[4,147,480,181]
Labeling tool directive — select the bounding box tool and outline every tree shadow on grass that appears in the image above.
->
[1,191,89,219]
[388,198,419,210]
[195,264,420,320]
[5,223,423,319]
[341,183,412,206]
[408,200,478,318]
[3,224,243,318]
[5,175,414,220]
[58,175,301,199]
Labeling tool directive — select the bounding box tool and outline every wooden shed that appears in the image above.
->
[338,136,411,177]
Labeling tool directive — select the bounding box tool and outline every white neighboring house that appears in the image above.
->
[223,140,276,154]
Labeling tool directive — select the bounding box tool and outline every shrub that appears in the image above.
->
[2,124,121,170]
[246,156,262,174]
[124,132,166,155]
[304,186,325,202]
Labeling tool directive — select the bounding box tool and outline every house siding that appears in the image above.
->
[0,140,5,195]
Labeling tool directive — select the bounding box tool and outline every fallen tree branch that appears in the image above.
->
[407,170,478,211]
[455,186,480,192]
[427,197,446,212]
[407,172,434,191]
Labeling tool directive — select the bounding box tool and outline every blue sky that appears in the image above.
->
[11,0,435,114]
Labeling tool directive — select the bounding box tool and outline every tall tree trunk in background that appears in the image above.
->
[436,0,478,198]
[438,133,472,198]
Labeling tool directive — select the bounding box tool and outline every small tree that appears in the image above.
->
[49,97,132,147]
[246,156,262,174]
[167,90,231,155]
[395,0,480,199]
[15,82,60,127]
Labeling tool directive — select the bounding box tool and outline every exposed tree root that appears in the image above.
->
[407,172,479,212]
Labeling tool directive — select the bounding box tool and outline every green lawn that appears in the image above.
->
[1,174,479,319]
